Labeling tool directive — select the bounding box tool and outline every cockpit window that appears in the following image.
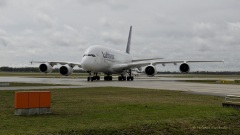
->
[83,54,96,57]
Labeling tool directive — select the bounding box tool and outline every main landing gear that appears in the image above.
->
[118,70,134,81]
[87,70,134,81]
[118,75,134,81]
[87,72,113,81]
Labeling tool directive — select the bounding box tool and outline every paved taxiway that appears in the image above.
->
[0,76,240,96]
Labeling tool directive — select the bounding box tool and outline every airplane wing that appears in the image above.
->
[152,60,224,66]
[112,60,224,71]
[30,60,82,68]
[132,58,163,62]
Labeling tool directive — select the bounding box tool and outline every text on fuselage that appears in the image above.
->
[102,52,115,59]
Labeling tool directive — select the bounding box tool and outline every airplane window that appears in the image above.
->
[90,54,96,57]
[83,54,96,57]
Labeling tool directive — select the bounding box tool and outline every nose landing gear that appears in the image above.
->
[87,72,100,81]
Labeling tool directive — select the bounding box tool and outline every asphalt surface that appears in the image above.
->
[0,76,240,96]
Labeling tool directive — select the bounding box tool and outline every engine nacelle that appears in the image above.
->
[60,65,73,76]
[39,63,53,73]
[179,63,190,73]
[145,65,157,77]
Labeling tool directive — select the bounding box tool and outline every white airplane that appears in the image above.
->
[32,26,223,81]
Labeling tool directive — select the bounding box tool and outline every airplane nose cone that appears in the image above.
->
[81,57,94,71]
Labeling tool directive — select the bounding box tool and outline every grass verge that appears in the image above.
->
[0,82,67,87]
[179,80,240,85]
[161,74,240,79]
[0,87,240,134]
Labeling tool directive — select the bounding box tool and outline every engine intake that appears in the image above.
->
[39,63,53,73]
[145,65,156,77]
[179,63,190,73]
[60,65,73,76]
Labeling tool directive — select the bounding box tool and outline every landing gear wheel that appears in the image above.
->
[118,76,126,81]
[104,76,112,81]
[126,69,134,81]
[127,76,134,81]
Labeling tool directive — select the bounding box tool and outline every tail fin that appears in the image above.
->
[126,26,132,54]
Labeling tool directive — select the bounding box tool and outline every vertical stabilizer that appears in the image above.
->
[126,26,132,54]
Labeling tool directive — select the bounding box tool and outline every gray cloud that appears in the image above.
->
[0,0,240,71]
[75,0,129,10]
[0,0,6,7]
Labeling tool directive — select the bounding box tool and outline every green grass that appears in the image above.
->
[0,82,68,87]
[179,80,240,85]
[164,74,240,79]
[0,87,240,134]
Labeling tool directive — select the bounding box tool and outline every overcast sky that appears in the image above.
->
[0,0,240,71]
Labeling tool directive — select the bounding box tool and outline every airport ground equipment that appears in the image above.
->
[15,91,51,115]
[222,95,240,110]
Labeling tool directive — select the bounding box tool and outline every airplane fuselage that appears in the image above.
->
[81,45,132,74]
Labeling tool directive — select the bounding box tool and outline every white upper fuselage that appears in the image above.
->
[81,45,132,74]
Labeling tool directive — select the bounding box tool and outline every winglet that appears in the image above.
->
[126,26,132,54]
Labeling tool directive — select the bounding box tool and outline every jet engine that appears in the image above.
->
[39,63,53,73]
[145,65,157,77]
[179,63,190,73]
[60,65,73,76]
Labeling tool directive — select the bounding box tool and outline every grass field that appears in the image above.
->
[0,82,67,87]
[164,74,240,79]
[0,87,240,134]
[179,80,240,85]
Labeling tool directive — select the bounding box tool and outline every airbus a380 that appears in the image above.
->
[32,26,223,81]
